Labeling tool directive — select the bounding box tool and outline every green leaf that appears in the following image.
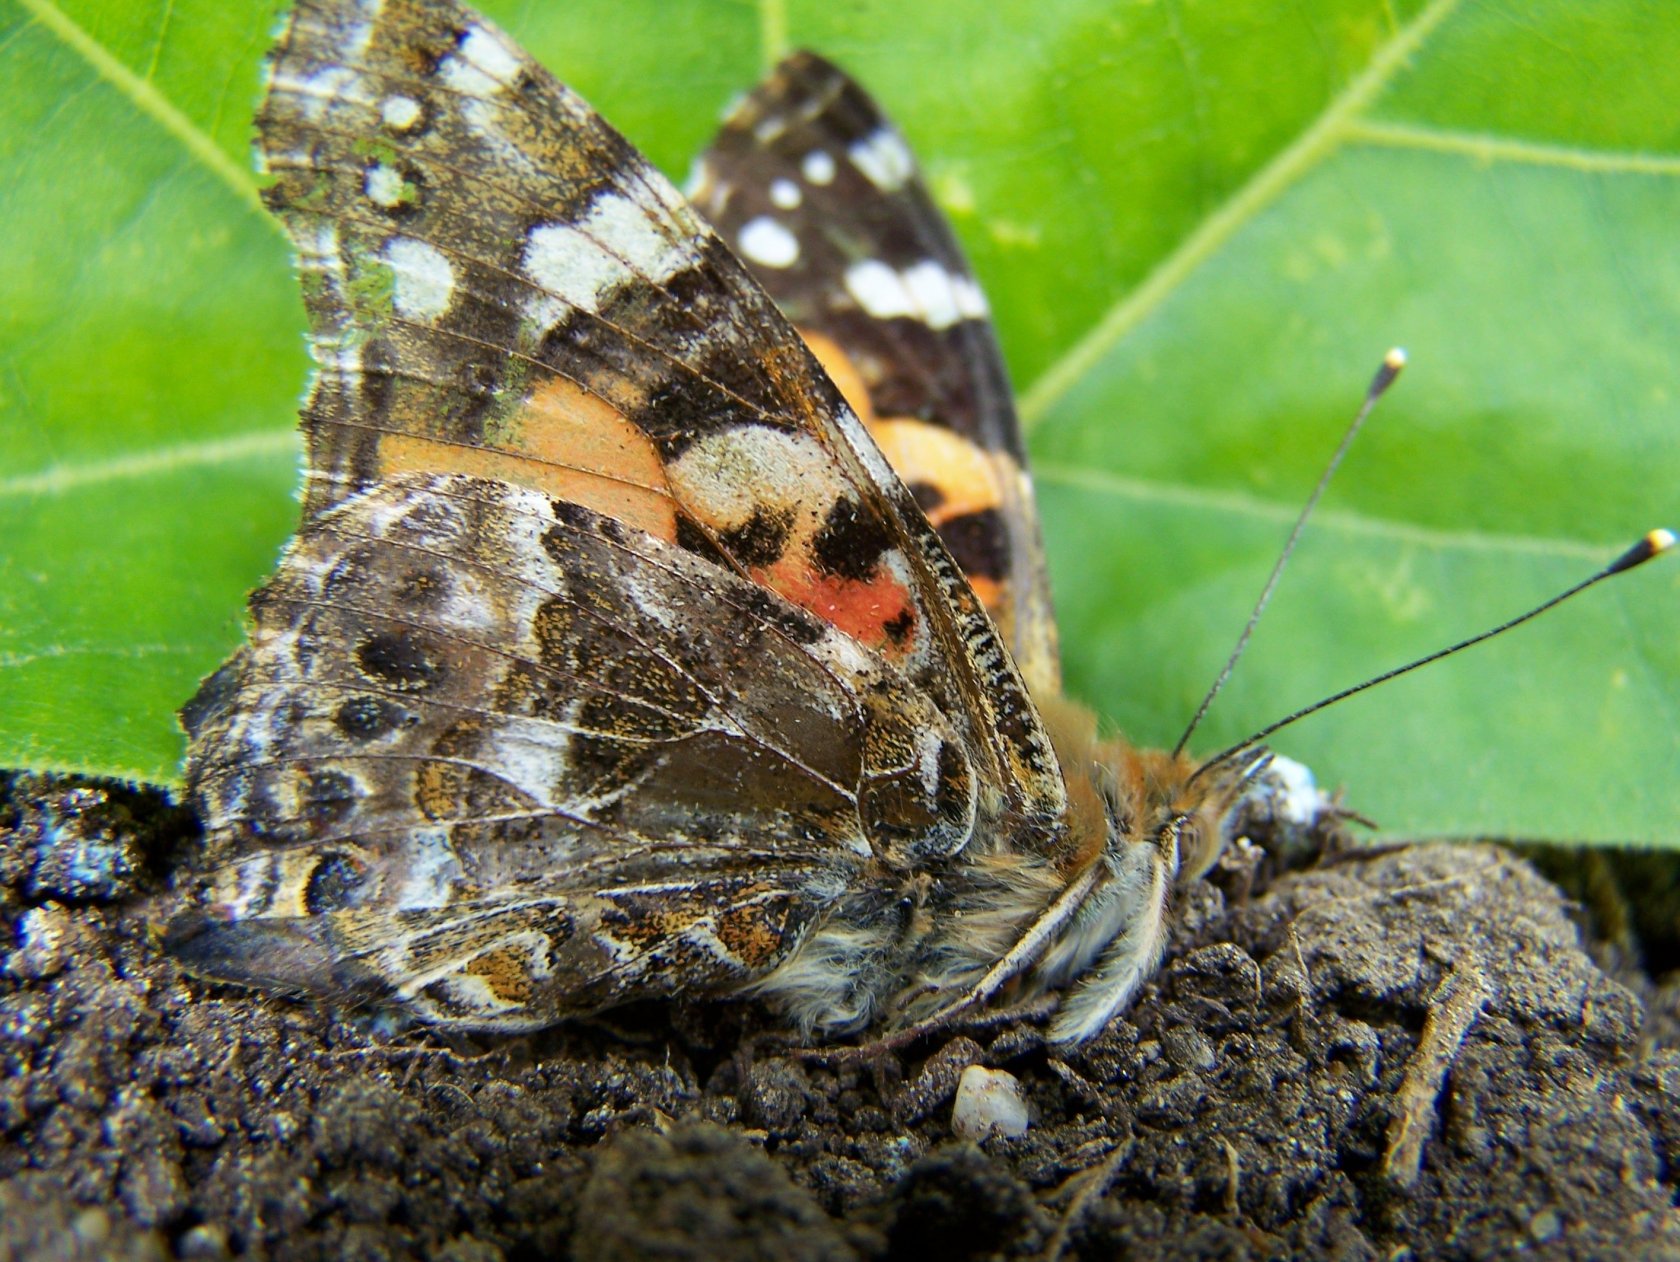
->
[2,0,1676,843]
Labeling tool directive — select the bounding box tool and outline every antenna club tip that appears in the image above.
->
[1369,348,1407,398]
[1608,528,1677,575]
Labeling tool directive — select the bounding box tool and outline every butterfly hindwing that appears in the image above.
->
[257,0,1064,830]
[689,52,1061,697]
[174,474,981,1028]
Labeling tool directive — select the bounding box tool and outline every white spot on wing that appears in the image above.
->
[916,729,945,797]
[586,189,689,278]
[844,259,913,320]
[271,65,369,121]
[953,276,989,319]
[390,828,462,910]
[669,426,844,527]
[902,260,961,329]
[381,94,422,131]
[847,128,914,191]
[844,259,984,330]
[296,222,343,277]
[440,25,522,96]
[384,237,455,322]
[522,188,690,315]
[295,223,363,378]
[523,223,621,315]
[737,216,800,268]
[479,718,572,806]
[365,163,404,208]
[769,178,801,209]
[339,16,376,60]
[801,149,836,185]
[290,0,380,62]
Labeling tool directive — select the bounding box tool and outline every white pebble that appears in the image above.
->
[951,1065,1029,1140]
[10,905,72,979]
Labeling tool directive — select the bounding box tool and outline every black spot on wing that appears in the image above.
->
[718,507,795,568]
[304,851,369,914]
[334,695,417,742]
[738,586,826,647]
[938,507,1010,583]
[355,631,446,691]
[549,499,596,530]
[811,497,891,582]
[907,481,945,513]
[300,768,359,830]
[674,513,730,566]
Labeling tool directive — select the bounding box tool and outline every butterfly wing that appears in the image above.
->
[257,0,1062,829]
[689,52,1061,698]
[173,474,979,1029]
[174,0,1073,1027]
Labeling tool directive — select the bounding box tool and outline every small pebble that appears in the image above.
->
[10,905,72,979]
[951,1065,1029,1140]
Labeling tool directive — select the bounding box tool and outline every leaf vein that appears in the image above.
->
[1019,0,1464,430]
[0,430,297,500]
[17,0,270,222]
[1034,461,1613,562]
[1346,118,1680,177]
[757,0,788,71]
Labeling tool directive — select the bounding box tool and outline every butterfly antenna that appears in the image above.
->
[1172,348,1407,757]
[1189,527,1678,784]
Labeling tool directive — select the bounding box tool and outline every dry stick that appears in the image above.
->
[1043,1137,1136,1262]
[1221,1139,1243,1214]
[1382,960,1493,1189]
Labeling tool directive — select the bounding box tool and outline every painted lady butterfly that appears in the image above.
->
[166,0,1329,1044]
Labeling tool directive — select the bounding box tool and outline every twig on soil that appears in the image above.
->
[1042,1137,1135,1262]
[1382,959,1493,1189]
[1044,1058,1109,1113]
[1222,1139,1242,1214]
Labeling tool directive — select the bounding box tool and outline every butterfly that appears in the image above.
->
[166,0,1314,1045]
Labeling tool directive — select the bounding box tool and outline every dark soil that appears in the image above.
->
[3,771,1678,1261]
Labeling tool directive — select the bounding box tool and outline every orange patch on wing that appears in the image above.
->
[800,328,874,422]
[378,376,677,541]
[463,945,535,1004]
[967,575,1002,611]
[867,417,1004,524]
[799,327,1006,523]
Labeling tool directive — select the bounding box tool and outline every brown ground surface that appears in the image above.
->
[3,772,1678,1261]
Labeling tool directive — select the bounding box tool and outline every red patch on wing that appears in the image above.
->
[766,559,917,655]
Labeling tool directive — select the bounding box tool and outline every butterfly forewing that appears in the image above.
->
[256,0,1063,831]
[690,52,1061,698]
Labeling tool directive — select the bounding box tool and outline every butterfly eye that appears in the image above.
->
[1172,812,1229,885]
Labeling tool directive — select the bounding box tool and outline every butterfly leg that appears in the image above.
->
[1043,837,1175,1044]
